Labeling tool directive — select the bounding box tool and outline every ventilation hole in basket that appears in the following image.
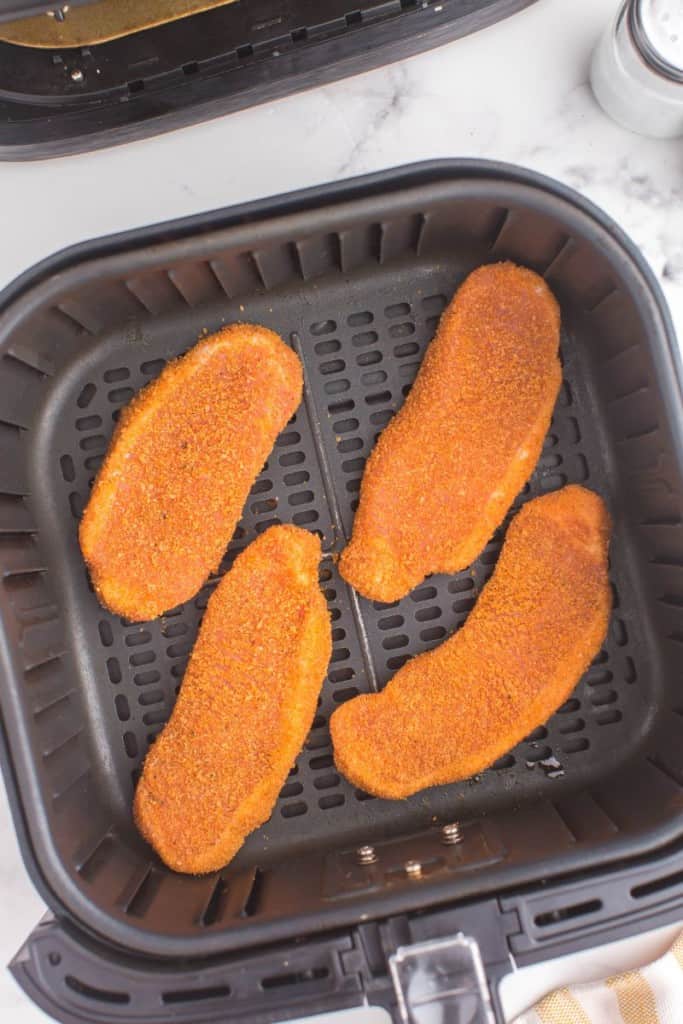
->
[370,410,394,427]
[526,726,548,742]
[337,438,363,458]
[108,387,134,405]
[76,383,96,408]
[387,654,410,670]
[125,866,163,917]
[596,709,622,726]
[385,302,411,318]
[355,788,375,802]
[453,597,476,614]
[560,381,573,407]
[352,329,380,348]
[329,607,342,622]
[333,687,359,703]
[319,566,332,583]
[143,709,167,727]
[415,605,441,622]
[279,450,305,467]
[330,629,346,646]
[68,492,84,519]
[374,599,400,611]
[251,497,277,515]
[311,713,326,730]
[389,322,415,339]
[365,390,392,407]
[330,647,351,664]
[357,349,382,366]
[103,367,130,383]
[323,587,337,601]
[314,339,341,355]
[329,667,354,683]
[425,316,439,333]
[276,430,301,447]
[540,453,562,470]
[319,793,344,810]
[262,966,329,991]
[362,370,388,387]
[410,586,437,603]
[559,718,585,734]
[540,473,568,493]
[310,754,333,770]
[314,772,340,790]
[394,341,420,358]
[399,361,421,379]
[128,651,155,669]
[163,984,231,1005]
[310,319,336,336]
[334,418,359,435]
[281,801,307,819]
[84,454,103,472]
[114,695,130,722]
[167,640,192,659]
[106,658,121,684]
[347,310,373,327]
[420,625,446,643]
[591,689,618,707]
[612,618,628,646]
[319,359,345,376]
[250,479,273,496]
[563,737,590,754]
[140,359,166,376]
[161,621,187,639]
[125,631,151,648]
[534,898,601,928]
[328,402,356,420]
[288,490,314,507]
[559,698,581,714]
[588,668,613,687]
[138,689,164,708]
[624,657,636,684]
[123,732,138,758]
[525,745,552,763]
[342,457,365,474]
[382,634,409,651]
[492,754,515,770]
[324,379,351,395]
[376,614,404,633]
[544,432,559,449]
[59,454,76,482]
[98,621,113,647]
[75,414,102,432]
[79,434,106,453]
[280,781,303,799]
[421,294,447,314]
[196,875,228,927]
[65,975,130,1005]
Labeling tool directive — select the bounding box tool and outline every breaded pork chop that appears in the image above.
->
[339,263,562,602]
[135,525,331,874]
[80,324,302,621]
[332,486,611,799]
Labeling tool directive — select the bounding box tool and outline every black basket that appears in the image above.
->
[1,160,682,1023]
[0,0,538,159]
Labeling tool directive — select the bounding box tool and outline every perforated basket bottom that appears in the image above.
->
[39,256,649,867]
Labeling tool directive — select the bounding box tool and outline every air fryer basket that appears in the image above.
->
[0,162,682,998]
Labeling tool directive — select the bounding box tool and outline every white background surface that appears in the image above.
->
[0,0,681,1021]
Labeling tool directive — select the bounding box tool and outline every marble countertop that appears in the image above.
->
[0,0,681,1020]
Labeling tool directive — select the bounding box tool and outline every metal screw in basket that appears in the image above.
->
[356,844,377,866]
[70,69,84,83]
[404,860,423,879]
[441,822,463,846]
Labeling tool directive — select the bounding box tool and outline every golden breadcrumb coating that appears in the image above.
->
[331,486,611,799]
[80,324,303,621]
[339,262,562,602]
[135,525,331,874]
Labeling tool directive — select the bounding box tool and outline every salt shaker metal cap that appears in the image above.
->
[590,0,683,138]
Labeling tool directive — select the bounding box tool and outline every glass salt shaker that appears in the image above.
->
[590,0,683,138]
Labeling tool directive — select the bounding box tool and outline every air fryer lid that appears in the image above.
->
[0,162,681,970]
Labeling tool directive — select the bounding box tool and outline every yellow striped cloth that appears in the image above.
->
[515,932,683,1024]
